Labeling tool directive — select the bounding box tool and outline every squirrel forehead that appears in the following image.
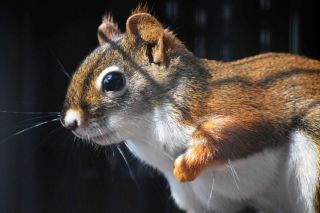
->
[73,41,123,82]
[65,47,112,106]
[65,38,135,106]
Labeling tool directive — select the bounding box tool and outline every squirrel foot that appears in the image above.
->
[173,152,202,182]
[173,142,222,182]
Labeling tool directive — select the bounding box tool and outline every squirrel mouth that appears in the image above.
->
[71,128,120,145]
[72,130,112,142]
[90,133,109,142]
[90,131,119,145]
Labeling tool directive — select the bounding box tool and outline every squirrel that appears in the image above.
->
[61,7,320,213]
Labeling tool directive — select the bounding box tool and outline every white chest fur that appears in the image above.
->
[125,140,287,212]
[122,107,318,213]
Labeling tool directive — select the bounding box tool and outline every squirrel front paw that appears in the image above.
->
[173,153,201,182]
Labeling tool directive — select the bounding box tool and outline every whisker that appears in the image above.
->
[116,144,135,179]
[97,128,103,135]
[230,162,240,184]
[46,45,71,79]
[0,110,60,115]
[56,57,71,80]
[110,144,116,158]
[16,114,59,125]
[204,172,215,213]
[226,160,240,191]
[123,141,135,154]
[97,127,116,157]
[116,144,142,192]
[107,142,117,159]
[0,114,59,130]
[1,118,60,144]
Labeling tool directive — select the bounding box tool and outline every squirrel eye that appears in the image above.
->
[102,71,125,92]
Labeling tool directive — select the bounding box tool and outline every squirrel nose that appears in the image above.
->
[65,119,78,131]
[62,109,82,131]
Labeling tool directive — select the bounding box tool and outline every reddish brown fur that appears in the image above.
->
[63,8,320,211]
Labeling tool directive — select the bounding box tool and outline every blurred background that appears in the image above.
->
[0,0,319,212]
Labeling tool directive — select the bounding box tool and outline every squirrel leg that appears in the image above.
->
[174,118,229,182]
[173,116,284,182]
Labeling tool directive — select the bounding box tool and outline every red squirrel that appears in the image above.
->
[61,7,320,213]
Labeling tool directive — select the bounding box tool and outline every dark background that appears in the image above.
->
[0,0,319,213]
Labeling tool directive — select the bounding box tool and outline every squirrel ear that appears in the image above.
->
[126,13,165,64]
[97,13,120,45]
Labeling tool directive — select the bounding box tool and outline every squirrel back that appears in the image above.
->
[193,52,320,121]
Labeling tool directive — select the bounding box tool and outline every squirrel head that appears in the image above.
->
[60,9,197,145]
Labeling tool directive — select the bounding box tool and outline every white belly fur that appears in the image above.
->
[125,130,319,213]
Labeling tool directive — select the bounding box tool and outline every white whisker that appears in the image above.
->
[98,128,103,136]
[1,118,60,144]
[116,144,134,179]
[226,160,240,191]
[0,110,60,115]
[97,126,116,157]
[204,172,215,213]
[109,144,116,158]
[116,144,142,192]
[56,57,71,79]
[123,141,134,153]
[0,114,58,130]
[16,114,59,125]
[47,45,71,79]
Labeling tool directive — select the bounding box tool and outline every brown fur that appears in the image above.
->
[62,9,320,212]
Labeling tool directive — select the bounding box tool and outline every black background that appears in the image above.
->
[0,0,319,213]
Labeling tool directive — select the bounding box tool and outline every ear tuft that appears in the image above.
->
[131,4,151,16]
[97,12,120,45]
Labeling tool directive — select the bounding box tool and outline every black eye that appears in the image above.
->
[102,72,125,92]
